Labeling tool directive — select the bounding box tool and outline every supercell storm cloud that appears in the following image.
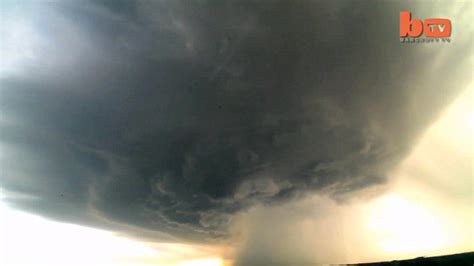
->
[0,0,471,243]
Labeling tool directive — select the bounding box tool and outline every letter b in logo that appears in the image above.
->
[400,11,423,37]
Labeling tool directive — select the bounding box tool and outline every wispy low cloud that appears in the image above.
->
[0,0,472,250]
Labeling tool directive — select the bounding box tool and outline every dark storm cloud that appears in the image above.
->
[0,0,471,241]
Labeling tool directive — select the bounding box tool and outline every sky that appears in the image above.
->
[0,0,472,265]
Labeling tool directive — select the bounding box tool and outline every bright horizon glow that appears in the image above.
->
[0,202,157,266]
[363,84,473,260]
[367,193,451,255]
[0,200,227,266]
[178,258,223,266]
